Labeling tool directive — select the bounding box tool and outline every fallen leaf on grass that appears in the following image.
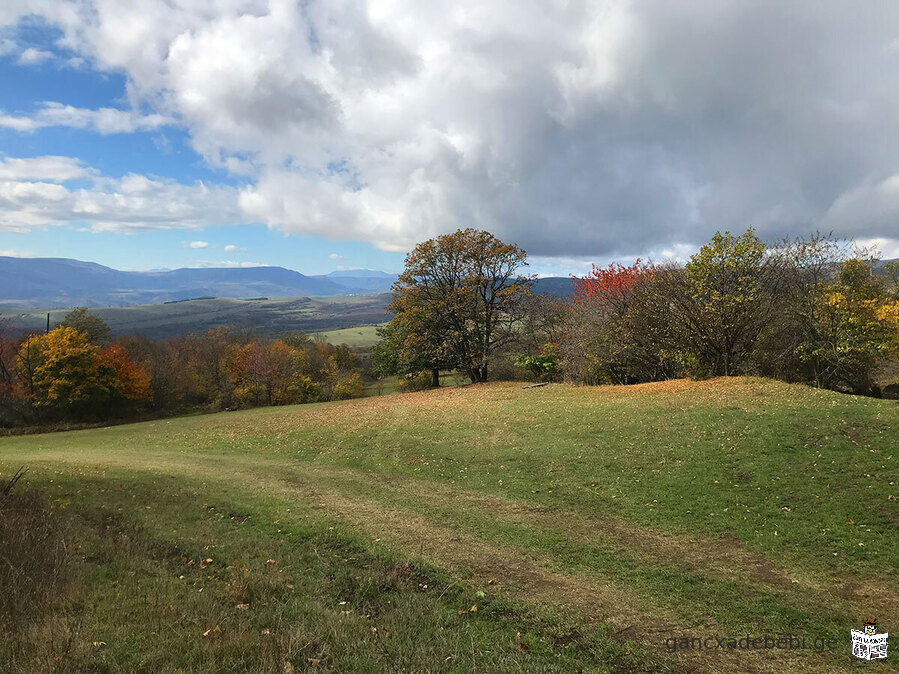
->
[200,558,213,569]
[236,603,250,611]
[515,632,529,651]
[202,626,222,639]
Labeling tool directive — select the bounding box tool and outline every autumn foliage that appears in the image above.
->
[571,259,653,309]
[13,327,149,420]
[555,229,899,394]
[0,316,366,428]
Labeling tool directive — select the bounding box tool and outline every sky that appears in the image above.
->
[1,1,898,277]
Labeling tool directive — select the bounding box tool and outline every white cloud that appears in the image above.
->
[328,252,342,260]
[0,155,92,182]
[0,155,246,233]
[188,240,209,248]
[17,47,52,64]
[4,2,899,259]
[0,102,173,134]
[0,249,33,257]
[224,244,241,252]
[855,237,899,260]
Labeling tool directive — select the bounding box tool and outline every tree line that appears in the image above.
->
[0,309,365,429]
[375,228,899,397]
[2,226,896,429]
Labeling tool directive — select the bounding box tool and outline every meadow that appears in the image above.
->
[0,378,896,672]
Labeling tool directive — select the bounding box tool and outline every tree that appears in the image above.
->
[183,328,236,409]
[15,328,155,420]
[882,260,899,298]
[58,307,112,344]
[515,343,562,382]
[232,340,296,407]
[671,227,768,376]
[518,293,567,354]
[563,260,657,384]
[389,229,533,384]
[0,317,27,425]
[371,313,452,387]
[795,259,899,394]
[98,344,153,407]
[18,328,118,419]
[753,232,852,380]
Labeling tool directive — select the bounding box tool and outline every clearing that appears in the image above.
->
[0,378,896,672]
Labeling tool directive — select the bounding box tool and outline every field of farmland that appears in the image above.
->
[0,378,896,673]
[2,294,392,340]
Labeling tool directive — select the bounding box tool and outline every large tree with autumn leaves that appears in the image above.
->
[15,327,151,420]
[387,229,533,384]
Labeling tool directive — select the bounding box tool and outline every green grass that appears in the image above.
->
[1,377,896,672]
[313,323,387,349]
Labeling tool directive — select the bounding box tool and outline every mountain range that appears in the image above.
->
[0,257,400,308]
[0,256,576,309]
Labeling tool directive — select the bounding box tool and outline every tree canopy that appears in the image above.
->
[387,228,533,384]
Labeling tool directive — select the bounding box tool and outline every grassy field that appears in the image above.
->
[0,378,896,672]
[313,324,387,349]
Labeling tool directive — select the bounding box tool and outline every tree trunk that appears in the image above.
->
[431,368,440,388]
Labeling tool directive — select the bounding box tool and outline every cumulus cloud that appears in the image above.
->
[224,244,241,252]
[187,240,209,248]
[328,252,342,260]
[0,155,92,182]
[17,46,52,64]
[3,1,899,259]
[0,155,246,233]
[0,102,173,134]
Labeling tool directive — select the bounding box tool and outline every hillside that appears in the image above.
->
[0,378,895,672]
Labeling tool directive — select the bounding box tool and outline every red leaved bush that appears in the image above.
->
[571,259,653,310]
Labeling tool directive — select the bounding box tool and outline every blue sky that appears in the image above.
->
[0,22,407,274]
[2,3,899,277]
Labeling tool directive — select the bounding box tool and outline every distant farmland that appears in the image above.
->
[1,294,392,340]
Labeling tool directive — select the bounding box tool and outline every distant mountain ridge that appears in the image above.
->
[0,257,398,308]
[0,256,577,309]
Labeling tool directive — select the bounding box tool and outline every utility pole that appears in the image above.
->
[46,313,50,334]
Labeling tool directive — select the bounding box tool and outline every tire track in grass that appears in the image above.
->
[262,460,898,632]
[5,451,877,673]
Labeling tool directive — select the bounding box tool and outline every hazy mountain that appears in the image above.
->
[0,257,350,308]
[324,269,396,278]
[532,276,575,297]
[0,256,577,310]
[313,269,399,292]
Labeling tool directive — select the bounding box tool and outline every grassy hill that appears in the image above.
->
[0,378,896,672]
